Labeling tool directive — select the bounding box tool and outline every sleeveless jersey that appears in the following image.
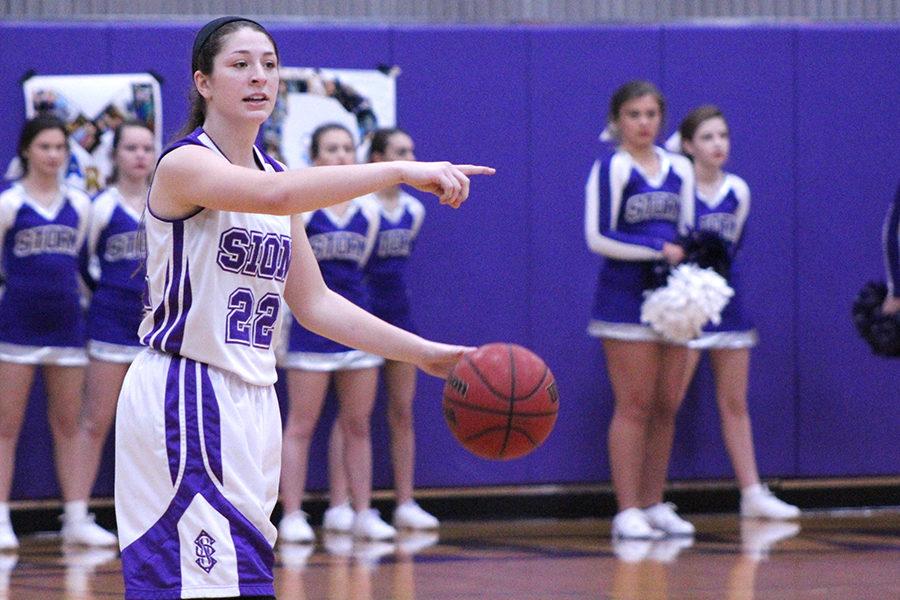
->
[0,182,90,347]
[287,196,379,354]
[87,186,146,346]
[584,146,694,329]
[139,128,291,386]
[361,190,425,328]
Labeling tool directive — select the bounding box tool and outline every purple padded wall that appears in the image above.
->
[392,27,535,485]
[1,22,897,502]
[794,26,900,476]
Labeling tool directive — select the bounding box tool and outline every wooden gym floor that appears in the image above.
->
[2,509,898,599]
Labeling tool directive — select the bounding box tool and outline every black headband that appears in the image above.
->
[192,16,264,73]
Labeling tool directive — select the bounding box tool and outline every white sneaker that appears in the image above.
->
[323,503,355,533]
[0,521,17,551]
[741,520,800,560]
[60,514,117,547]
[392,501,439,530]
[642,503,695,537]
[611,508,664,540]
[740,485,800,519]
[352,509,396,540]
[278,510,314,544]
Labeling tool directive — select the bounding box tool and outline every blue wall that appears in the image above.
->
[1,22,897,500]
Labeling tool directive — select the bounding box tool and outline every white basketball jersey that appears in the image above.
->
[139,130,292,386]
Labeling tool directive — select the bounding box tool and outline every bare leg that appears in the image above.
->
[710,349,760,490]
[637,343,689,507]
[679,349,703,402]
[328,419,350,507]
[0,362,36,501]
[604,340,661,511]
[44,365,86,502]
[280,369,331,514]
[383,360,417,504]
[70,359,129,501]
[333,368,379,513]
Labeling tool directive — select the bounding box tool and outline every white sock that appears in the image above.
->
[0,503,10,524]
[64,500,89,521]
[741,483,765,498]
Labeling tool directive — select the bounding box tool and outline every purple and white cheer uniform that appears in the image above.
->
[0,182,90,365]
[86,186,146,362]
[362,191,425,334]
[281,196,382,371]
[584,146,694,342]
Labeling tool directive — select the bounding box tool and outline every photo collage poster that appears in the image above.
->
[262,66,398,170]
[11,73,163,195]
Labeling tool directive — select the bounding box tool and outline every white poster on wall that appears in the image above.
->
[9,72,162,194]
[262,66,398,170]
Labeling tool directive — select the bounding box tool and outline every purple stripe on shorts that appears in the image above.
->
[164,356,182,486]
[199,363,223,486]
[182,358,202,473]
[164,260,192,355]
[142,264,170,347]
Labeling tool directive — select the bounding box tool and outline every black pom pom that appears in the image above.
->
[678,230,732,279]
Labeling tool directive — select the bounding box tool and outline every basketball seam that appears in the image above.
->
[464,354,550,403]
[464,426,539,447]
[442,397,558,417]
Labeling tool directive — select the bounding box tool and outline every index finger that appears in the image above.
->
[454,165,496,176]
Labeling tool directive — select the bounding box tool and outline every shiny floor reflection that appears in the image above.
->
[2,510,898,599]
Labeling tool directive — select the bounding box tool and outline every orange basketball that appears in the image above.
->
[442,343,559,460]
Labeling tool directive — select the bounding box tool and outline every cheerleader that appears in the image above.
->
[277,123,394,543]
[70,121,155,539]
[585,81,695,539]
[328,128,439,531]
[677,105,799,519]
[0,116,113,549]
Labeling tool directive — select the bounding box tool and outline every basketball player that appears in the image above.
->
[113,16,492,599]
[69,121,156,537]
[277,123,391,543]
[0,116,115,549]
[883,184,900,315]
[676,105,799,520]
[328,127,439,534]
[584,81,695,539]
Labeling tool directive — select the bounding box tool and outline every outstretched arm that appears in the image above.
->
[151,144,494,218]
[283,217,469,378]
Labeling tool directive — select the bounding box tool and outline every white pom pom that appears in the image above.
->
[641,263,734,343]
